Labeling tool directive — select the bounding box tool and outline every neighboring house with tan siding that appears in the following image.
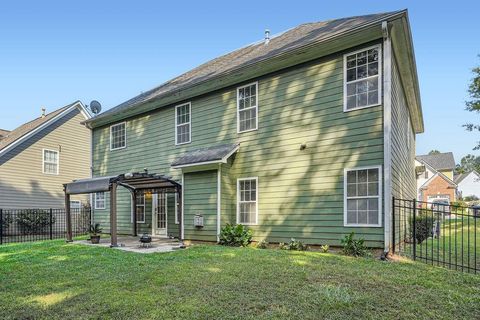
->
[0,101,92,209]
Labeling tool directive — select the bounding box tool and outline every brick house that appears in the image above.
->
[415,152,457,202]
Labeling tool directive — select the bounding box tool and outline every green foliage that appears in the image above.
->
[320,245,329,253]
[16,210,55,235]
[255,239,268,249]
[464,58,480,149]
[464,195,480,202]
[279,238,308,251]
[341,232,367,257]
[89,223,103,236]
[409,213,435,244]
[455,154,480,174]
[219,224,252,247]
[428,150,441,155]
[1,214,13,230]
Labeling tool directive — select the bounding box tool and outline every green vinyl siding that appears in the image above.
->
[167,193,180,238]
[92,43,385,247]
[391,54,416,245]
[183,170,218,241]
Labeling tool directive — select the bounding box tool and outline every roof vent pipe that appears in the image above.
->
[41,108,46,118]
[264,29,270,45]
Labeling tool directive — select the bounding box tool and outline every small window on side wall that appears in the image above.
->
[110,122,126,150]
[95,192,106,210]
[237,82,258,133]
[344,45,381,111]
[344,166,382,227]
[136,193,145,223]
[43,149,59,175]
[175,102,191,145]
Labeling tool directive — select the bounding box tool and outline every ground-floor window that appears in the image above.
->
[344,166,382,227]
[70,200,81,209]
[174,193,180,224]
[237,177,258,225]
[136,193,145,223]
[95,192,105,210]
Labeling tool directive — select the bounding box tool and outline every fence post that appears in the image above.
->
[413,198,417,261]
[0,209,3,245]
[49,208,53,240]
[392,197,395,254]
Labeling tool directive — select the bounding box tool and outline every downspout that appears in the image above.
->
[382,21,393,254]
[217,164,222,242]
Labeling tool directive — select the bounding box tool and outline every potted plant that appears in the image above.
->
[89,223,103,244]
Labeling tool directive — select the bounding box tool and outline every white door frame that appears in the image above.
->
[152,193,168,237]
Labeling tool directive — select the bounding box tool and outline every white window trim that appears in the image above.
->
[42,148,59,175]
[136,193,146,223]
[110,122,127,151]
[343,165,382,228]
[236,177,259,225]
[237,82,259,133]
[70,200,81,209]
[343,45,382,112]
[175,102,192,146]
[94,192,106,210]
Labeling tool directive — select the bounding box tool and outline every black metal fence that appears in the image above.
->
[392,198,479,274]
[0,207,91,245]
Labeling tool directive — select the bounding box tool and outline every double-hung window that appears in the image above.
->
[344,45,381,111]
[237,82,258,132]
[70,200,81,209]
[344,166,382,227]
[110,122,126,150]
[43,149,59,174]
[136,193,146,223]
[95,192,106,210]
[175,102,191,145]
[237,177,258,225]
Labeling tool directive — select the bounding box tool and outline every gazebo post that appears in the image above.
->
[132,189,137,237]
[110,182,118,247]
[64,187,73,243]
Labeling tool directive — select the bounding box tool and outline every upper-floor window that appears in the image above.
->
[110,122,126,150]
[43,149,59,175]
[70,200,81,209]
[175,102,191,145]
[136,193,145,223]
[344,166,382,227]
[237,82,258,133]
[95,192,106,210]
[344,45,381,111]
[237,177,258,225]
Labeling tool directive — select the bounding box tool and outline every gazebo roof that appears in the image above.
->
[64,172,181,195]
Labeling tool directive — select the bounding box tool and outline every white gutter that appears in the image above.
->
[382,21,393,254]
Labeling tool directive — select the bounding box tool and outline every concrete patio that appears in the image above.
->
[74,236,185,254]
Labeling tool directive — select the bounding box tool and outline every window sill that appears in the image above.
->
[344,223,382,228]
[343,103,381,113]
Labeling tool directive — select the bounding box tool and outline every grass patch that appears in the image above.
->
[0,240,479,319]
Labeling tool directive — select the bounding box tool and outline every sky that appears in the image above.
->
[0,1,479,163]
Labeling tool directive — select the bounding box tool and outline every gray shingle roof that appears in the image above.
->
[0,129,10,141]
[89,10,403,124]
[171,143,239,167]
[0,103,77,152]
[416,152,456,171]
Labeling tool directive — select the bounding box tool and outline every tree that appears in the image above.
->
[428,150,441,155]
[455,154,480,174]
[464,57,480,149]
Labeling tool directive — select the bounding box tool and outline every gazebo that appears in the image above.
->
[63,172,182,247]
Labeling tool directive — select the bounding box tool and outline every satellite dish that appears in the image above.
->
[89,100,102,114]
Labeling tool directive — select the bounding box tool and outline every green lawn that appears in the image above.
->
[401,218,480,271]
[0,241,479,320]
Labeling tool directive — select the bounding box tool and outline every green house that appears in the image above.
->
[80,10,423,252]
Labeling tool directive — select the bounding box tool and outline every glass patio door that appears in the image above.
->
[153,193,167,236]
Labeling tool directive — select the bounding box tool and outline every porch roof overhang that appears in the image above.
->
[171,143,240,169]
[64,172,181,195]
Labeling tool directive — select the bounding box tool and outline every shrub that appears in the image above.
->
[320,244,329,253]
[16,210,55,235]
[256,239,268,249]
[341,232,367,257]
[464,195,479,202]
[89,223,103,236]
[1,214,13,231]
[279,238,308,251]
[409,213,435,244]
[219,224,253,247]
